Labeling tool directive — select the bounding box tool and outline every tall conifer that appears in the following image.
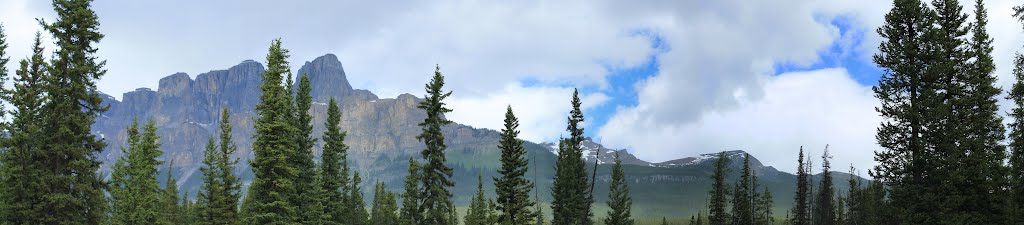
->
[241,39,299,224]
[416,65,456,225]
[494,106,535,224]
[37,0,110,222]
[603,153,633,225]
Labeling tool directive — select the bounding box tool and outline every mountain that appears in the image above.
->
[91,54,867,219]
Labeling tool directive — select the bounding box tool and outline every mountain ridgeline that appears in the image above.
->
[91,54,861,218]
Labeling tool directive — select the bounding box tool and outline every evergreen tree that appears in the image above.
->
[416,65,456,225]
[956,1,1010,224]
[872,0,936,224]
[1010,4,1024,223]
[494,106,536,224]
[370,181,400,225]
[197,108,241,225]
[110,120,165,225]
[730,154,752,225]
[399,158,422,225]
[792,147,810,225]
[812,147,835,225]
[35,0,110,223]
[551,89,593,225]
[319,97,351,225]
[242,38,299,224]
[0,31,44,224]
[534,176,546,225]
[163,161,182,225]
[350,172,369,225]
[603,153,633,225]
[199,136,221,224]
[757,188,773,225]
[466,175,495,225]
[291,74,321,224]
[708,152,729,225]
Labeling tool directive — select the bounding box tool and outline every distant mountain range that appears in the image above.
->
[91,54,867,218]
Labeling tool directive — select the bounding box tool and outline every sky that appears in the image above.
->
[2,0,1024,174]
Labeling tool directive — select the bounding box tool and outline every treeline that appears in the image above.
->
[0,1,637,225]
[685,0,1024,225]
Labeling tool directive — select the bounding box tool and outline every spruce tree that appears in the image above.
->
[603,153,633,225]
[416,65,456,225]
[494,106,536,224]
[399,158,422,225]
[163,161,182,225]
[36,0,110,223]
[370,182,400,225]
[730,154,752,225]
[791,147,809,225]
[812,147,835,225]
[199,136,221,224]
[758,188,773,225]
[1010,4,1024,223]
[242,38,299,224]
[957,1,1010,223]
[551,89,592,225]
[197,108,241,225]
[110,120,165,225]
[0,31,44,224]
[350,171,369,225]
[707,152,729,225]
[319,97,351,225]
[291,74,321,224]
[217,108,241,224]
[466,175,495,225]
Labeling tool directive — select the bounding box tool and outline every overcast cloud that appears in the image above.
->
[3,0,1024,173]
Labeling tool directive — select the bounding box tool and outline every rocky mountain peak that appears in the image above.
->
[297,53,353,102]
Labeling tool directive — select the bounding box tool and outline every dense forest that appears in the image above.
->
[3,0,1024,225]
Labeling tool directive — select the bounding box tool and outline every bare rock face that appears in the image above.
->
[93,54,505,193]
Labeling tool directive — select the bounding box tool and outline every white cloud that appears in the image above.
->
[447,83,609,143]
[600,68,880,173]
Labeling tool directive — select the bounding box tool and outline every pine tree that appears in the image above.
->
[604,153,633,225]
[291,73,321,224]
[370,181,400,225]
[708,152,729,225]
[812,147,835,225]
[872,0,937,224]
[494,106,536,225]
[466,175,495,225]
[36,0,110,223]
[163,161,182,225]
[400,158,422,225]
[0,31,44,224]
[319,97,351,225]
[551,89,593,225]
[416,65,456,225]
[792,147,809,225]
[730,154,752,225]
[350,171,370,225]
[110,120,166,225]
[241,38,299,224]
